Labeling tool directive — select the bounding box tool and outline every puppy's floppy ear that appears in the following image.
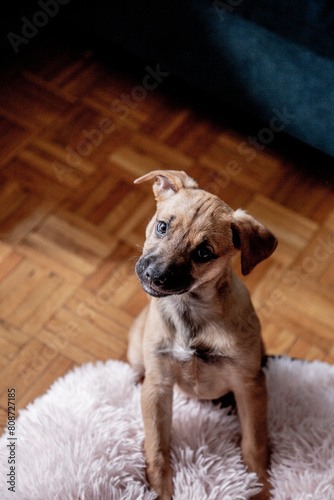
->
[134,170,198,202]
[231,209,278,275]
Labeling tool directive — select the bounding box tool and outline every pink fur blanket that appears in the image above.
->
[1,357,333,499]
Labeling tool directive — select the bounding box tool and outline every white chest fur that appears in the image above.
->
[170,343,195,362]
[157,294,236,363]
[157,329,195,362]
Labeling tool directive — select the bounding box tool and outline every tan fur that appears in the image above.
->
[127,170,277,500]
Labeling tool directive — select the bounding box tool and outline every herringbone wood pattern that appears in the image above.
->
[1,33,334,432]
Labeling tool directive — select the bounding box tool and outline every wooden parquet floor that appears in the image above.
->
[0,32,334,431]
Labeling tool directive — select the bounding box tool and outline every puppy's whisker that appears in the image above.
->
[128,255,141,262]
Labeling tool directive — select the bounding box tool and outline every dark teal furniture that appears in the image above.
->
[69,0,334,158]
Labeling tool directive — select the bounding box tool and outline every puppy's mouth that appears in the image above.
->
[140,280,190,298]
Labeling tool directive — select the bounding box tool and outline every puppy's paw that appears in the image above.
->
[157,494,173,500]
[154,478,173,500]
[146,459,173,500]
[250,491,270,500]
[154,484,173,500]
[249,482,272,500]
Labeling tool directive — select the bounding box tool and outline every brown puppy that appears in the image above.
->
[127,170,277,500]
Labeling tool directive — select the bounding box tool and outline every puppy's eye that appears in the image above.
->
[193,246,216,263]
[156,220,168,236]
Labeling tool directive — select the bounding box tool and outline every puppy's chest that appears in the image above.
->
[158,309,231,364]
[166,337,226,364]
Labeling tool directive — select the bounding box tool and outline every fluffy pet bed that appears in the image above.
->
[1,357,333,499]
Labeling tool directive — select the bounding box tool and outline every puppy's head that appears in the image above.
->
[135,170,277,298]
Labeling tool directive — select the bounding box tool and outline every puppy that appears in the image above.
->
[127,170,277,500]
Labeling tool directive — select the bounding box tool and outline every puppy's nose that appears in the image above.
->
[145,267,167,287]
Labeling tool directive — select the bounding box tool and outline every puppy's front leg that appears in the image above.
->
[232,369,271,500]
[141,371,174,500]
